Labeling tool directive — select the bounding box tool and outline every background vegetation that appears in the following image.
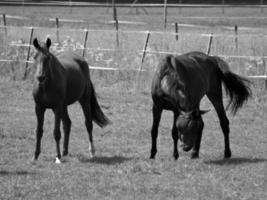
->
[0,4,266,200]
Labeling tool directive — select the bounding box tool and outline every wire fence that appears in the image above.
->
[0,19,267,88]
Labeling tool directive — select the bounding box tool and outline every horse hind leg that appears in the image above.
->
[80,100,95,158]
[207,93,231,158]
[150,104,162,159]
[62,107,71,156]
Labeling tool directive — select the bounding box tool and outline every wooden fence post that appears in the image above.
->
[222,0,225,14]
[23,27,34,80]
[56,18,60,44]
[260,0,264,14]
[264,58,267,90]
[69,0,72,14]
[2,14,7,36]
[234,25,238,51]
[206,33,213,55]
[179,0,182,14]
[112,0,115,18]
[114,7,119,47]
[164,0,168,28]
[136,31,150,88]
[175,22,179,41]
[82,29,88,57]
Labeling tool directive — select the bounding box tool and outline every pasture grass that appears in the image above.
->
[0,77,266,200]
[0,5,267,200]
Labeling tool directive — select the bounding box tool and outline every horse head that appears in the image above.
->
[176,108,209,152]
[33,38,52,88]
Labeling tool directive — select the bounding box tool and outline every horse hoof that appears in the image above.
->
[31,157,37,164]
[88,152,95,159]
[55,157,61,164]
[224,150,231,159]
[150,150,157,159]
[62,151,68,157]
[191,152,199,159]
[173,153,179,160]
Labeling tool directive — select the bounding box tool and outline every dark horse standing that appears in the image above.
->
[150,52,251,160]
[32,38,110,163]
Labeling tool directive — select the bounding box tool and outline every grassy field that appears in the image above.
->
[0,5,267,200]
[0,77,266,200]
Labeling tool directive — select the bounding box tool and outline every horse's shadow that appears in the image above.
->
[204,157,267,165]
[77,155,132,165]
[0,170,37,176]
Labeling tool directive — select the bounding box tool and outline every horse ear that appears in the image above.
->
[46,38,51,49]
[33,38,40,49]
[200,109,210,115]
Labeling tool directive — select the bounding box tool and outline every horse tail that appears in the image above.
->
[213,56,252,114]
[90,82,111,128]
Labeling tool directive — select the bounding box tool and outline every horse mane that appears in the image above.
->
[158,55,185,89]
[153,55,188,108]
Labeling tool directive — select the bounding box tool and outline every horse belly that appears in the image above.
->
[65,76,86,105]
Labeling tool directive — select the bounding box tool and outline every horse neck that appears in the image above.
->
[49,55,65,84]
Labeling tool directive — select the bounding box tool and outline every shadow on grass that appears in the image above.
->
[0,170,36,176]
[78,155,132,165]
[204,157,267,165]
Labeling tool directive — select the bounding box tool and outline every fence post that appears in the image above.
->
[136,31,150,88]
[179,0,182,14]
[69,0,72,14]
[222,0,225,14]
[23,27,34,80]
[234,25,238,51]
[112,0,115,18]
[113,7,119,47]
[82,29,88,57]
[164,0,168,28]
[206,33,213,55]
[264,58,267,90]
[260,0,264,14]
[175,22,179,41]
[2,14,7,36]
[56,17,60,44]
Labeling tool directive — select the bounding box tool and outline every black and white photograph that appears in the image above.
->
[0,0,266,199]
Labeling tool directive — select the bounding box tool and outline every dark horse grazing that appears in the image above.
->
[150,52,251,160]
[32,38,110,163]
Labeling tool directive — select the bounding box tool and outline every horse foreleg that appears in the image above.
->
[172,112,179,160]
[52,106,62,163]
[62,107,71,156]
[150,104,162,159]
[191,123,204,159]
[80,101,95,158]
[33,104,45,162]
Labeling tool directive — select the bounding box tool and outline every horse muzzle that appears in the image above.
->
[179,134,193,152]
[180,143,193,152]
